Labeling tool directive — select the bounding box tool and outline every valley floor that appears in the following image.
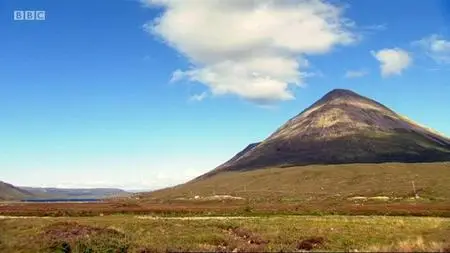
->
[1,200,450,217]
[1,214,449,252]
[1,163,449,252]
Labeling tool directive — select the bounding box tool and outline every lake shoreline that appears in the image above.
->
[21,198,102,203]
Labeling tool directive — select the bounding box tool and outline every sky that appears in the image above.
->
[0,0,449,190]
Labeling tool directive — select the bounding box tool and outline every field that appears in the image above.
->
[1,215,450,252]
[1,200,450,218]
[1,162,450,252]
[2,162,450,218]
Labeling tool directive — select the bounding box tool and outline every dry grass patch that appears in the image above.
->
[366,236,450,252]
[296,236,326,251]
[40,221,130,253]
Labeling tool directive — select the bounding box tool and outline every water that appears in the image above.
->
[21,198,101,203]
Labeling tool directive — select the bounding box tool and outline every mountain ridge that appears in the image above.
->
[20,187,131,199]
[0,181,35,201]
[0,181,131,201]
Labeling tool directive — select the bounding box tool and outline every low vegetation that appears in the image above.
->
[144,162,450,204]
[1,215,449,252]
[1,163,450,218]
[1,162,449,252]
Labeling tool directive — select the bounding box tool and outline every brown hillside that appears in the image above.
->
[145,162,450,204]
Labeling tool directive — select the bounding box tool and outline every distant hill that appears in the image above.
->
[20,187,131,199]
[143,162,450,203]
[0,181,130,201]
[0,181,35,201]
[201,89,450,178]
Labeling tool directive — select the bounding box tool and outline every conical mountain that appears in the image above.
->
[203,89,450,177]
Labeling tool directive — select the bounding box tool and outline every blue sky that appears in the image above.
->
[1,0,449,190]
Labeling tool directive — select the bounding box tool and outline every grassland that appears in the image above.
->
[126,162,450,217]
[2,199,450,218]
[1,162,450,218]
[1,215,450,252]
[146,162,450,204]
[1,162,450,252]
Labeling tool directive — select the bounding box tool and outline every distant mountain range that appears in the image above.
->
[0,181,130,201]
[21,187,130,199]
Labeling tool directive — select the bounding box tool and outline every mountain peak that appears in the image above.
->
[315,89,372,105]
[203,89,450,176]
[324,88,358,97]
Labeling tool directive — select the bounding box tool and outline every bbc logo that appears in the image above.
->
[14,11,46,21]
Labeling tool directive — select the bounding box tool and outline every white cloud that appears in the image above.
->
[344,69,368,78]
[189,91,208,102]
[371,48,412,77]
[413,34,450,64]
[142,0,356,102]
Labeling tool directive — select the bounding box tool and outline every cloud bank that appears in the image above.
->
[413,34,450,64]
[143,0,356,102]
[371,48,412,77]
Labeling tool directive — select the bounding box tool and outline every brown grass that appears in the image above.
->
[41,221,122,241]
[1,200,450,218]
[366,236,450,252]
[296,236,325,251]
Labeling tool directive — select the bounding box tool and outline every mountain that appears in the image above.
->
[0,181,131,201]
[0,181,35,201]
[201,89,450,178]
[141,89,450,203]
[19,187,131,199]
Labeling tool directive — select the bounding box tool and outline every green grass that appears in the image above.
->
[144,162,450,204]
[1,215,450,252]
